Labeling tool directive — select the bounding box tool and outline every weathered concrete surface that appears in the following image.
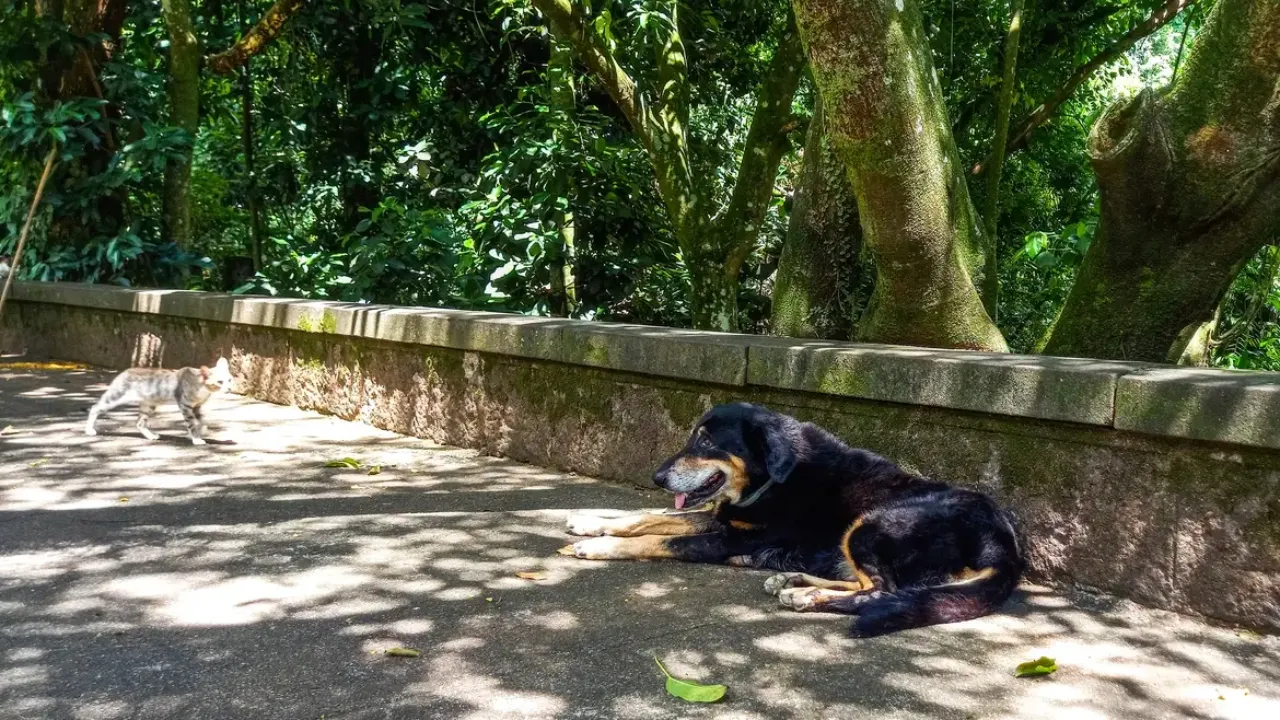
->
[1,367,1278,720]
[1117,368,1280,450]
[749,336,1144,426]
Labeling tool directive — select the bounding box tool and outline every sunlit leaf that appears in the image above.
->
[655,658,726,703]
[1014,656,1058,678]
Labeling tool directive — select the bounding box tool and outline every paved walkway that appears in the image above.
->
[1,366,1277,720]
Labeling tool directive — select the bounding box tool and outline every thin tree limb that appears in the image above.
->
[529,0,652,149]
[204,0,307,75]
[980,0,1026,321]
[0,148,58,323]
[972,0,1196,175]
[719,16,805,273]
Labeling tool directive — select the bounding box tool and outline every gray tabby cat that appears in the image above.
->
[85,357,233,445]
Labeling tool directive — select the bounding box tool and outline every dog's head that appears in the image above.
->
[652,402,799,509]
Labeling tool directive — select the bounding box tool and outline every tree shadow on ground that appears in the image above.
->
[1,369,1277,719]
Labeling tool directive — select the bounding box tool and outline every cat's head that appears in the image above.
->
[200,357,233,393]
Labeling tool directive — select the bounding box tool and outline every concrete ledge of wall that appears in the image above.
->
[1117,368,1280,450]
[10,281,750,385]
[13,281,1280,451]
[748,336,1147,426]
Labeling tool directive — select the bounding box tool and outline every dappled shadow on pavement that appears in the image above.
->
[1,368,1277,719]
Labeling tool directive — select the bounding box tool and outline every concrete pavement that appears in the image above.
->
[1,365,1277,719]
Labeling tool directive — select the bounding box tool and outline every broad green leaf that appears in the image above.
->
[367,465,382,476]
[655,658,726,703]
[1014,656,1058,678]
[324,457,362,468]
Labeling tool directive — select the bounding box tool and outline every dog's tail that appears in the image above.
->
[845,561,1021,638]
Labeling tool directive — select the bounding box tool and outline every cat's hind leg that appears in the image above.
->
[180,403,206,445]
[135,403,160,441]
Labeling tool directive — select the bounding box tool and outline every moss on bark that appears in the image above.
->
[770,95,867,339]
[1044,0,1280,361]
[794,0,1006,351]
[162,0,200,248]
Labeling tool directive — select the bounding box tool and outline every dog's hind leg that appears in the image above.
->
[566,510,718,537]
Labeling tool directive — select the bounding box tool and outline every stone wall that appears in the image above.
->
[5,282,1279,631]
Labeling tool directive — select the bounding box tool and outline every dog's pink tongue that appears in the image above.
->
[674,493,688,510]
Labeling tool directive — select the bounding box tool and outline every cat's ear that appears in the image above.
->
[215,357,229,370]
[200,366,210,380]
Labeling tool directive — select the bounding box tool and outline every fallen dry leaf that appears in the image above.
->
[516,571,547,581]
[384,647,420,658]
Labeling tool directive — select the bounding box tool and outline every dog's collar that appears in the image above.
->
[730,478,777,508]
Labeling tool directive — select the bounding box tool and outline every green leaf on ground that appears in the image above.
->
[367,465,382,475]
[1014,656,1058,678]
[655,657,726,703]
[384,647,420,658]
[324,457,362,468]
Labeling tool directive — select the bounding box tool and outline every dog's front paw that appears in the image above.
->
[764,572,807,596]
[84,427,98,437]
[557,536,626,560]
[565,514,612,537]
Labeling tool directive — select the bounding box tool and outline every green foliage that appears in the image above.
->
[3,0,1271,369]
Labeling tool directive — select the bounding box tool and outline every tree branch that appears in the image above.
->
[718,16,805,272]
[655,0,689,142]
[972,0,1196,175]
[204,0,308,75]
[529,0,652,148]
[980,0,1025,321]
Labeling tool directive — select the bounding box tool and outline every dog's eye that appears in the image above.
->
[695,434,712,450]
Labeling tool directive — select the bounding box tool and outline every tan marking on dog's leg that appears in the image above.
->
[839,516,877,592]
[764,572,866,596]
[778,586,864,612]
[949,567,997,584]
[558,535,676,560]
[566,511,715,537]
[729,519,762,531]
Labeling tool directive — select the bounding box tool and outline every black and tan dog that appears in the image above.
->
[560,402,1025,637]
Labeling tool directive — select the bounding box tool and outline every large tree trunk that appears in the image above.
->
[236,0,265,271]
[794,0,1006,351]
[1043,0,1280,361]
[771,94,865,339]
[161,0,200,248]
[979,0,1025,322]
[338,22,380,229]
[547,39,577,317]
[44,0,129,252]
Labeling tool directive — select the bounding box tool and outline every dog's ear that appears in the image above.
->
[765,429,797,483]
[747,416,797,484]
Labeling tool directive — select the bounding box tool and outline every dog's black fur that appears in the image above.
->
[609,402,1024,637]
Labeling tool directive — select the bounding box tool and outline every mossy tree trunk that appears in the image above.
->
[979,0,1025,322]
[547,39,577,317]
[1043,0,1280,361]
[794,0,1006,350]
[337,21,381,229]
[41,0,129,250]
[532,0,804,331]
[161,0,200,248]
[771,94,866,340]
